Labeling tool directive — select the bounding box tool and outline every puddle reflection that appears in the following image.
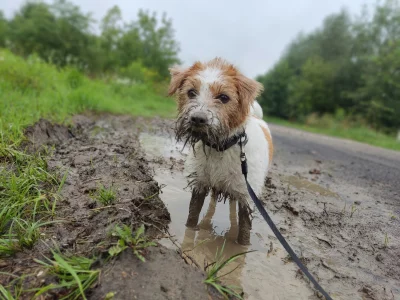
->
[181,198,248,289]
[140,132,316,299]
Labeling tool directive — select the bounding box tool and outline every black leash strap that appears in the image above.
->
[240,151,333,300]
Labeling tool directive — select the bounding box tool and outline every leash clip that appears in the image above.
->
[240,152,246,162]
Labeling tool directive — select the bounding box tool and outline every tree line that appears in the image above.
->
[0,0,180,81]
[1,0,399,132]
[257,0,400,133]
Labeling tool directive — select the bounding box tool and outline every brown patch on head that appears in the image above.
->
[168,62,204,113]
[168,62,203,96]
[260,125,274,163]
[205,58,263,130]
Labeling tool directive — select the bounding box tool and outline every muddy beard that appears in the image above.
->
[175,112,229,152]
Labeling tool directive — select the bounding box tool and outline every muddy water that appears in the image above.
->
[139,132,322,300]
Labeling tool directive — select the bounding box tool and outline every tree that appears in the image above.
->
[257,0,400,133]
[8,0,93,67]
[0,11,8,47]
[100,5,122,72]
[288,56,336,118]
[4,1,180,80]
[9,2,59,57]
[350,0,400,130]
[257,59,293,119]
[118,10,180,79]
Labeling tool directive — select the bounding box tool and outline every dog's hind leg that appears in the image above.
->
[237,201,252,245]
[186,187,208,228]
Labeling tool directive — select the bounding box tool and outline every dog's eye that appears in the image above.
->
[187,89,197,99]
[217,94,230,104]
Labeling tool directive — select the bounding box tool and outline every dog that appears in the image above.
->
[168,58,273,245]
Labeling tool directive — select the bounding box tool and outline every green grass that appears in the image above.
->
[95,185,117,206]
[204,240,254,299]
[266,116,400,151]
[0,147,62,257]
[0,49,173,297]
[0,49,175,147]
[109,224,156,262]
[34,251,100,300]
[0,48,175,258]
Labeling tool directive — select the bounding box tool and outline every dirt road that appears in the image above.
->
[142,120,400,300]
[3,115,399,300]
[266,124,400,299]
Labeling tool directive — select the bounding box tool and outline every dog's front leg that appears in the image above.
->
[237,201,252,245]
[186,188,208,228]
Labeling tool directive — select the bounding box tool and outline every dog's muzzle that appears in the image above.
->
[190,111,208,130]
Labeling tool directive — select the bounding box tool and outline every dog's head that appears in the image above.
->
[168,58,263,147]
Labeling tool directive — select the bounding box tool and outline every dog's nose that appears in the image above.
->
[190,112,208,126]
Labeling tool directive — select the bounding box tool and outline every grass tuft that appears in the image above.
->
[95,185,117,206]
[204,240,255,299]
[34,252,100,300]
[0,148,61,257]
[109,224,156,262]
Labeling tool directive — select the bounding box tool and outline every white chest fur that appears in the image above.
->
[184,117,270,202]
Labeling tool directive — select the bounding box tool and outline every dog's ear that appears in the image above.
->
[235,75,264,111]
[168,62,203,96]
[168,67,187,96]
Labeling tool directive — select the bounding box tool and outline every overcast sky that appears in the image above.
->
[1,0,376,77]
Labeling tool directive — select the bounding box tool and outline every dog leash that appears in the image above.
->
[239,137,333,300]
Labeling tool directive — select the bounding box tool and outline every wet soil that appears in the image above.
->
[139,120,400,300]
[0,115,213,300]
[2,114,400,300]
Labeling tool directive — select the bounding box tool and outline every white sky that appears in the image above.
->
[1,0,376,77]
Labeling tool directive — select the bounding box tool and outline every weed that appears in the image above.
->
[341,203,347,216]
[0,284,17,300]
[350,203,358,218]
[109,224,156,262]
[0,239,19,257]
[0,273,26,300]
[112,154,118,165]
[105,291,116,299]
[384,233,390,248]
[204,240,254,299]
[3,218,59,251]
[95,185,117,206]
[34,251,100,300]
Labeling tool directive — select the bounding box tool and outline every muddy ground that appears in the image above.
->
[138,117,400,300]
[1,114,400,300]
[0,115,221,300]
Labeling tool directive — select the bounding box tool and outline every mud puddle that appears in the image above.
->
[139,133,317,300]
[140,128,400,300]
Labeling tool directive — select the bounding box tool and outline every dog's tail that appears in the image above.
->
[250,101,263,119]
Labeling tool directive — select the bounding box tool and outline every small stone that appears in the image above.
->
[0,260,8,268]
[354,201,361,205]
[375,254,384,262]
[87,201,97,209]
[160,285,169,293]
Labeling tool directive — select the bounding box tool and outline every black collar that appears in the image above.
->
[204,131,247,152]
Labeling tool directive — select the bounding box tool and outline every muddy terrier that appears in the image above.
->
[168,58,273,245]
